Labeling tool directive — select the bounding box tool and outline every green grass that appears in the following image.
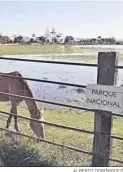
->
[1,44,123,63]
[0,44,76,55]
[0,102,123,166]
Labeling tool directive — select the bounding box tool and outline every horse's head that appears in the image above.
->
[30,108,45,139]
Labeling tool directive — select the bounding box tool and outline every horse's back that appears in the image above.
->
[0,71,24,102]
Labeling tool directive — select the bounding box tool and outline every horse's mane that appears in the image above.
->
[14,71,35,99]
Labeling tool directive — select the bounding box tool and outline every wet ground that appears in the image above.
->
[0,46,123,108]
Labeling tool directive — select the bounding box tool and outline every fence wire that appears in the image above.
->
[0,56,123,166]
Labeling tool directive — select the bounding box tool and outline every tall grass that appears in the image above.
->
[0,138,57,167]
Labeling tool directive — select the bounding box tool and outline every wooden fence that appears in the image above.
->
[0,52,123,167]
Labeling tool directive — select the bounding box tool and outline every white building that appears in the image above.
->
[44,28,65,44]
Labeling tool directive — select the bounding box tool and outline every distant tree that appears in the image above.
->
[0,34,2,43]
[110,37,116,44]
[38,36,46,43]
[64,36,74,44]
[1,36,10,43]
[89,38,97,44]
[97,36,101,39]
[17,36,23,42]
[14,37,17,43]
[8,39,12,43]
[29,38,35,43]
[116,41,120,45]
[52,37,59,44]
[14,36,23,43]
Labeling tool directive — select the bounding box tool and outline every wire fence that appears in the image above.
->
[0,55,123,166]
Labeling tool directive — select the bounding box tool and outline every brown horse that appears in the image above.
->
[0,71,45,139]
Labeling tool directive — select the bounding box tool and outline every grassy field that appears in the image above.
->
[0,102,123,166]
[0,44,123,62]
[0,44,78,55]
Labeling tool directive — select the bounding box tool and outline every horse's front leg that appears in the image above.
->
[13,104,19,132]
[6,103,19,132]
[6,114,12,129]
[6,104,14,129]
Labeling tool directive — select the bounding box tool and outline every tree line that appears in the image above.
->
[0,34,123,45]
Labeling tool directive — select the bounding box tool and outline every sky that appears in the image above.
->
[0,1,123,38]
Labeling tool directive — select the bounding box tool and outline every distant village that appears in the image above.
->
[0,28,123,45]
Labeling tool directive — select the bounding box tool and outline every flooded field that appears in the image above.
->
[1,50,123,109]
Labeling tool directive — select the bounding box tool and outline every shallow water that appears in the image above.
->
[0,54,123,109]
[72,44,123,49]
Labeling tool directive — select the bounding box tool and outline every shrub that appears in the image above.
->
[0,139,57,167]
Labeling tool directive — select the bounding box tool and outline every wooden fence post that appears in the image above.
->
[92,52,118,166]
